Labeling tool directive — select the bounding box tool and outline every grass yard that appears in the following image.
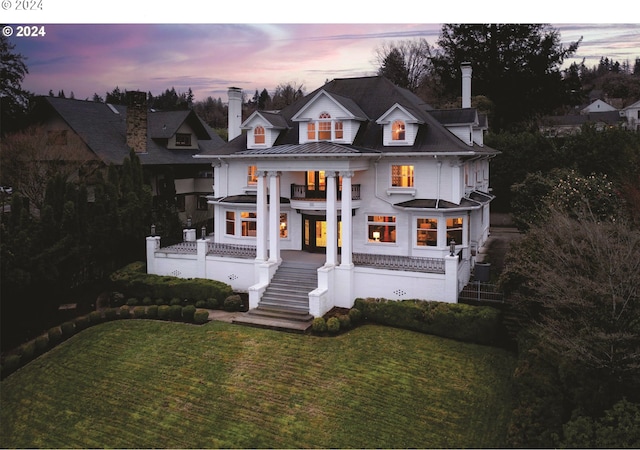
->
[1,320,515,448]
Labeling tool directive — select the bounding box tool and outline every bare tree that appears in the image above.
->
[374,38,435,92]
[0,125,100,210]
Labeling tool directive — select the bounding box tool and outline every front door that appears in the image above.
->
[303,215,342,253]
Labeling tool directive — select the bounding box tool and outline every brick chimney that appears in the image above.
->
[126,90,148,153]
[227,87,242,141]
[461,62,472,109]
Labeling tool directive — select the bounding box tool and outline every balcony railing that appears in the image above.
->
[353,253,445,274]
[290,184,361,201]
[207,242,256,259]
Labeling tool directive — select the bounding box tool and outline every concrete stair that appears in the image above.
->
[232,261,319,333]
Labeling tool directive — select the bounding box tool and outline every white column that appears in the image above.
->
[268,171,281,263]
[256,170,268,262]
[325,171,338,266]
[340,171,353,267]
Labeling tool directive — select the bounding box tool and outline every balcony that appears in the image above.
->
[290,184,361,201]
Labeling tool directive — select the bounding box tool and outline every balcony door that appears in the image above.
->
[303,214,342,253]
[305,171,342,199]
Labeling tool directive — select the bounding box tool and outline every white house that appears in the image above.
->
[581,99,617,114]
[622,100,640,131]
[146,64,498,319]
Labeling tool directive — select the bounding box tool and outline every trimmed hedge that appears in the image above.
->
[354,298,502,346]
[194,309,209,324]
[110,262,233,304]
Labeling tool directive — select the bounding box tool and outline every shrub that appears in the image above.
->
[312,317,327,333]
[35,335,49,353]
[157,305,170,320]
[88,311,103,324]
[156,297,168,305]
[195,299,206,308]
[353,298,502,345]
[223,295,242,312]
[19,341,36,364]
[205,297,219,309]
[133,306,146,318]
[142,296,153,306]
[326,317,340,334]
[48,326,63,344]
[348,307,362,324]
[2,355,21,376]
[337,314,351,330]
[146,304,158,318]
[74,315,90,331]
[126,298,139,306]
[104,308,118,321]
[119,305,131,319]
[109,262,233,304]
[61,321,76,337]
[111,292,125,306]
[194,309,209,324]
[169,297,182,306]
[168,305,183,320]
[182,305,197,322]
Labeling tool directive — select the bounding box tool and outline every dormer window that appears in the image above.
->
[254,126,265,144]
[175,133,192,146]
[305,112,344,141]
[319,112,331,140]
[392,120,406,141]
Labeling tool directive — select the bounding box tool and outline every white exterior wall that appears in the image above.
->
[296,95,360,144]
[380,109,419,146]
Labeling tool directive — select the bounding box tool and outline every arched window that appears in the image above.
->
[318,112,331,140]
[254,125,265,144]
[392,120,405,141]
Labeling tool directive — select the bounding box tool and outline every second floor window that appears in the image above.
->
[247,165,258,186]
[254,126,265,144]
[391,165,414,187]
[306,112,343,141]
[392,120,405,141]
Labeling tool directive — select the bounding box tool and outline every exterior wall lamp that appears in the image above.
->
[450,239,456,256]
[150,224,156,236]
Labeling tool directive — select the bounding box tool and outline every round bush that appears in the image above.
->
[104,308,118,321]
[2,354,21,375]
[326,317,340,334]
[157,305,170,320]
[194,309,209,324]
[19,341,36,363]
[170,297,182,306]
[119,305,131,319]
[182,305,197,322]
[61,321,76,337]
[348,307,362,324]
[88,310,103,324]
[205,297,219,309]
[338,314,351,330]
[74,315,90,331]
[223,295,242,312]
[168,304,183,320]
[146,304,158,318]
[35,335,49,353]
[111,292,125,306]
[156,297,168,305]
[48,326,63,343]
[312,317,327,333]
[195,300,206,308]
[142,297,153,306]
[133,306,146,318]
[126,297,139,306]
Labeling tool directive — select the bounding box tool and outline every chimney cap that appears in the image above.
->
[461,61,472,66]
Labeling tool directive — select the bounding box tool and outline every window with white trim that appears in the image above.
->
[280,212,288,238]
[367,215,396,243]
[247,165,258,186]
[306,112,343,141]
[241,212,257,237]
[446,217,463,245]
[254,126,265,144]
[392,120,405,141]
[416,218,438,246]
[225,211,235,235]
[391,165,414,187]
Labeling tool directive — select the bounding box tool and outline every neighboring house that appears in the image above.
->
[31,92,224,224]
[539,111,626,136]
[622,100,640,131]
[581,99,617,113]
[146,64,498,318]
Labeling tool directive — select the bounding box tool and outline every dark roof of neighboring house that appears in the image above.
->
[36,97,224,166]
[427,108,478,125]
[540,111,625,127]
[201,76,497,158]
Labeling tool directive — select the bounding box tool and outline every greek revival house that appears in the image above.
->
[146,64,498,318]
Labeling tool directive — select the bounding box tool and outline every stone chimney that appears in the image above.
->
[126,90,148,153]
[461,62,472,109]
[227,87,242,141]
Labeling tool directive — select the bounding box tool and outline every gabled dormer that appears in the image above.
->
[241,111,288,149]
[376,103,424,146]
[291,90,367,145]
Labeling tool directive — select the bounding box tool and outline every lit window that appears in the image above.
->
[241,211,257,237]
[392,120,405,140]
[254,126,265,144]
[367,215,396,243]
[417,218,438,246]
[225,211,235,235]
[446,217,463,246]
[335,121,343,139]
[280,213,288,238]
[318,112,331,140]
[391,165,414,187]
[247,165,258,186]
[307,122,316,140]
[176,133,192,146]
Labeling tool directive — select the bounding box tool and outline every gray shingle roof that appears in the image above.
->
[38,97,224,166]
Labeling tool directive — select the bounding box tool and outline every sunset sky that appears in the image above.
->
[4,3,639,103]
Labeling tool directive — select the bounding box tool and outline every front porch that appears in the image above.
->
[146,236,465,318]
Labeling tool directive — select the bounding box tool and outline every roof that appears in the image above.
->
[540,111,625,127]
[36,97,225,166]
[427,108,478,125]
[199,76,497,158]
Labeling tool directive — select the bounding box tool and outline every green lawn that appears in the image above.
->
[1,320,515,448]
